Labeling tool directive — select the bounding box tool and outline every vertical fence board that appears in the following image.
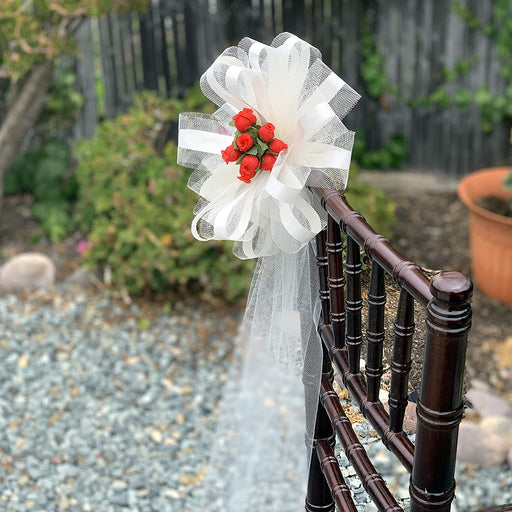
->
[74,20,98,139]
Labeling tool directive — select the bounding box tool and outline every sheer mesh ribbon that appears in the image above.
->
[178,33,359,510]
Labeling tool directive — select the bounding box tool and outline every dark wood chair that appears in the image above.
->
[305,187,509,512]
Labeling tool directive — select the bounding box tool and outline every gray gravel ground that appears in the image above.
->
[0,284,511,511]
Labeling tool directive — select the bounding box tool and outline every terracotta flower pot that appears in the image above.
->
[458,167,512,305]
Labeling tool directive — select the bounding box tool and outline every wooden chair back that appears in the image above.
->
[306,188,473,512]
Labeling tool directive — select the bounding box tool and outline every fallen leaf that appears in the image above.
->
[179,471,205,485]
[47,411,63,426]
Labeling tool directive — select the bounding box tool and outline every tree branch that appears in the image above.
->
[0,59,55,212]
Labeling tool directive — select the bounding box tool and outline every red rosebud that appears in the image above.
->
[236,132,254,152]
[258,122,275,142]
[233,108,257,132]
[269,138,288,154]
[221,143,241,163]
[260,152,276,171]
[237,155,259,183]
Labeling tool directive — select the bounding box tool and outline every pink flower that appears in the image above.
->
[78,240,91,256]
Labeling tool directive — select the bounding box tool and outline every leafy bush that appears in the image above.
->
[4,139,76,240]
[344,164,396,238]
[352,132,407,170]
[74,92,253,299]
[38,69,84,133]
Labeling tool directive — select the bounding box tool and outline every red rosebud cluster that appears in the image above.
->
[220,108,288,184]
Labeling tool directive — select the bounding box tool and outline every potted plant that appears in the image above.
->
[458,130,512,305]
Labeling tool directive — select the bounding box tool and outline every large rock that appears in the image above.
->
[466,387,512,418]
[457,421,508,468]
[0,253,56,292]
[480,415,512,450]
[382,398,417,433]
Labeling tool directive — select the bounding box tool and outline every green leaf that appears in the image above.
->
[247,126,259,138]
[256,145,267,159]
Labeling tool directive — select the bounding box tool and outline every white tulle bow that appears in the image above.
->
[178,32,359,259]
[177,33,359,512]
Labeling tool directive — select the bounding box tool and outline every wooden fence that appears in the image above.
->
[72,0,512,176]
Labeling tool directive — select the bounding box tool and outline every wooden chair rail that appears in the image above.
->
[312,187,432,307]
[320,375,403,512]
[319,323,414,473]
[315,438,358,512]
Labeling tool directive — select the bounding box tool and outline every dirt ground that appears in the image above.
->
[1,189,511,399]
[390,191,512,398]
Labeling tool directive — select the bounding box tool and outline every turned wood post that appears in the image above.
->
[410,271,473,512]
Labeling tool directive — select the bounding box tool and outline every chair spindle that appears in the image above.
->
[345,235,363,374]
[366,263,386,402]
[327,215,346,349]
[389,289,415,432]
[315,229,330,324]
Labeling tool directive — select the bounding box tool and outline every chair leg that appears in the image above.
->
[305,406,335,512]
[306,343,335,512]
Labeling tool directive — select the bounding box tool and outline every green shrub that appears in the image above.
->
[32,200,75,241]
[352,132,407,170]
[74,92,253,299]
[344,163,396,238]
[4,139,76,241]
